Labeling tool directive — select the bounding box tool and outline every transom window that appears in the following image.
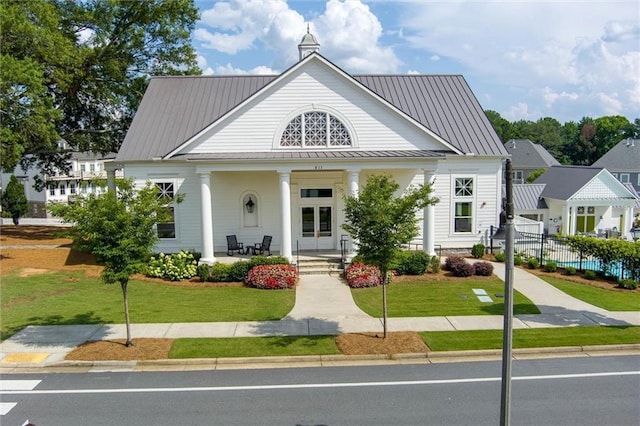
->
[280,111,351,148]
[455,178,473,197]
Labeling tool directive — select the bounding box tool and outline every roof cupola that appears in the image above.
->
[298,24,320,60]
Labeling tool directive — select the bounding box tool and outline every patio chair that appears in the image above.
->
[226,235,244,256]
[247,235,272,256]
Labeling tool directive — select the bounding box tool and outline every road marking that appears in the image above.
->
[0,402,17,415]
[0,380,41,390]
[0,371,637,396]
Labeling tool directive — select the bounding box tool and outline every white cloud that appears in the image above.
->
[196,55,214,75]
[407,69,420,75]
[214,63,277,75]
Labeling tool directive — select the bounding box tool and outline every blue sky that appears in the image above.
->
[193,0,639,124]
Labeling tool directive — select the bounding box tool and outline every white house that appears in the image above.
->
[113,33,508,263]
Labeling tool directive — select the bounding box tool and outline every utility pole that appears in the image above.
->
[500,158,515,426]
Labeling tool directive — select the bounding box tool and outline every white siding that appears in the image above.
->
[182,61,447,155]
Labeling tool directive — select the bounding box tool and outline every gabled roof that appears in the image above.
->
[509,184,548,210]
[535,165,636,202]
[117,53,506,162]
[591,138,640,171]
[504,139,560,169]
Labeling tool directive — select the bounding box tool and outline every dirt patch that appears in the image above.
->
[0,225,73,246]
[336,332,429,355]
[66,338,174,361]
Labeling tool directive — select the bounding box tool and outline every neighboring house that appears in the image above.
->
[591,138,640,193]
[0,143,121,219]
[114,32,508,263]
[504,139,561,184]
[517,165,639,238]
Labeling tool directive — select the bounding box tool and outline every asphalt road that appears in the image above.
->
[2,355,639,425]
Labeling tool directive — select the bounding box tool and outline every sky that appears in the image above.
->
[193,0,640,124]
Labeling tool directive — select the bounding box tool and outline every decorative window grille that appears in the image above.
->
[155,182,176,239]
[453,177,474,233]
[455,178,473,197]
[280,111,351,148]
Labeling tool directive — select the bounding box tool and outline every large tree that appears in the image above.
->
[342,174,438,337]
[49,179,180,346]
[1,0,200,189]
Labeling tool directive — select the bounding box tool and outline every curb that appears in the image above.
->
[2,344,638,373]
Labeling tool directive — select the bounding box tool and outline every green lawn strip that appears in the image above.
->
[169,336,340,358]
[539,276,640,311]
[0,271,294,341]
[351,278,540,317]
[420,326,640,351]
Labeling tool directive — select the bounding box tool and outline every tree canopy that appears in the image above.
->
[1,0,200,188]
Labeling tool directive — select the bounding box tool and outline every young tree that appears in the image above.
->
[342,174,438,337]
[49,179,180,346]
[1,175,28,225]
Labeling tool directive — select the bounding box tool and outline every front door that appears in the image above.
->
[300,205,334,250]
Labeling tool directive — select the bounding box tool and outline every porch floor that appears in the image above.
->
[214,250,345,264]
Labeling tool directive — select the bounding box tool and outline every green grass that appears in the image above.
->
[540,276,640,311]
[351,278,540,317]
[421,326,640,351]
[0,271,295,341]
[169,336,340,358]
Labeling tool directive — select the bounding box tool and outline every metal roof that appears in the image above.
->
[117,56,507,162]
[510,184,548,210]
[504,139,560,168]
[535,165,603,200]
[591,138,640,171]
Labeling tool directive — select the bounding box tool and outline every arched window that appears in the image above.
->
[280,111,352,148]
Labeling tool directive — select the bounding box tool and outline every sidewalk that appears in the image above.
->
[1,263,638,368]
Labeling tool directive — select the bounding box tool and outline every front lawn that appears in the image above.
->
[169,336,340,358]
[351,278,540,317]
[0,270,295,341]
[540,276,640,311]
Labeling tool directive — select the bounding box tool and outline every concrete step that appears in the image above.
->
[296,259,344,276]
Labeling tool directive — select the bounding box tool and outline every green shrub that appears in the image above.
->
[430,255,441,273]
[584,270,597,280]
[197,264,210,282]
[249,255,289,267]
[471,243,485,259]
[390,250,410,275]
[210,262,231,282]
[564,266,577,276]
[146,251,198,281]
[494,252,506,262]
[403,251,430,275]
[229,261,251,282]
[618,279,638,290]
[514,255,523,266]
[527,257,540,269]
[544,261,558,273]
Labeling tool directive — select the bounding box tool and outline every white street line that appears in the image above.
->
[0,402,17,415]
[0,380,41,390]
[0,371,638,396]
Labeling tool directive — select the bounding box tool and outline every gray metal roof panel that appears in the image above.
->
[535,165,602,200]
[511,184,548,210]
[172,149,450,161]
[591,138,640,171]
[118,71,506,162]
[504,139,560,168]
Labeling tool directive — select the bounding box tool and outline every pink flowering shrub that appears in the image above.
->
[345,262,382,288]
[245,264,298,289]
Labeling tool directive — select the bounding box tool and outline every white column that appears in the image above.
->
[347,170,359,197]
[623,206,633,239]
[423,170,436,256]
[199,172,215,264]
[569,205,577,236]
[279,171,292,262]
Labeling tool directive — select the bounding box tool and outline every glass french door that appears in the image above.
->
[300,205,333,250]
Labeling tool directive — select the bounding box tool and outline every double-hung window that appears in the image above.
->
[156,182,176,239]
[453,177,474,233]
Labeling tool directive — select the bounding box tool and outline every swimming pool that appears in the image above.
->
[557,259,631,280]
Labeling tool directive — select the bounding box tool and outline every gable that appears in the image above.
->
[571,171,637,201]
[178,59,455,156]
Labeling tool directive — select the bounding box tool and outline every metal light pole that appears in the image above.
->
[500,158,515,426]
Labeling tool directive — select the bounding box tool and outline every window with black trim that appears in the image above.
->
[156,182,176,239]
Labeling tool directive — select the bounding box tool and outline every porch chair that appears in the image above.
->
[248,235,272,256]
[226,235,244,256]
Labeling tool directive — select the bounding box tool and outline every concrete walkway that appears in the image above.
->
[1,263,638,367]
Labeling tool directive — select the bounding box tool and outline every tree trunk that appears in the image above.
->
[382,267,388,339]
[120,280,133,347]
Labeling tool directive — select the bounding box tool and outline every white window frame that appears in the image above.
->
[452,176,475,234]
[154,181,178,240]
[619,173,630,183]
